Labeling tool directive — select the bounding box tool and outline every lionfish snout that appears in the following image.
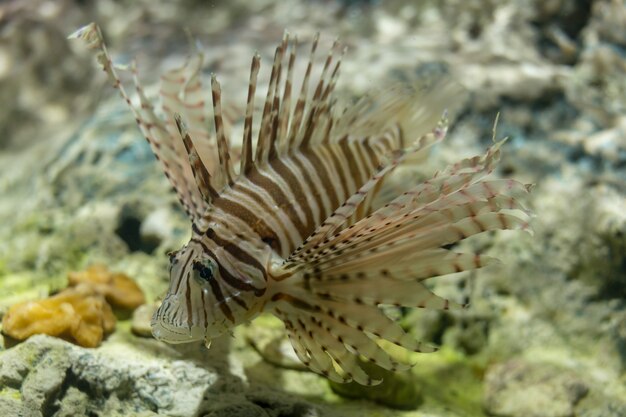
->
[151,294,206,343]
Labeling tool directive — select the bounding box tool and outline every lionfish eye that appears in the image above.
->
[166,250,178,264]
[192,259,215,282]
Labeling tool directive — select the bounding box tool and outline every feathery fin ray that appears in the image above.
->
[271,137,531,380]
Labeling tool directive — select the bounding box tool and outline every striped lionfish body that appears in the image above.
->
[72,24,531,385]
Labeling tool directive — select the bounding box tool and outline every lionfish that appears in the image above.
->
[71,23,531,385]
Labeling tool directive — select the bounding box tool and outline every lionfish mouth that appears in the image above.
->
[150,317,206,344]
[150,300,206,343]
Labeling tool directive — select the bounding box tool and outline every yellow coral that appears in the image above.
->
[68,264,145,310]
[2,284,116,348]
[1,265,145,348]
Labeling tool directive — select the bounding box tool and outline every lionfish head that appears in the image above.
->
[151,225,269,344]
[151,241,223,343]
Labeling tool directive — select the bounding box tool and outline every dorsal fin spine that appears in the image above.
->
[255,39,285,164]
[211,75,235,186]
[240,53,261,176]
[316,47,344,145]
[299,39,337,148]
[287,33,319,149]
[278,36,297,154]
[267,34,288,161]
[174,115,219,202]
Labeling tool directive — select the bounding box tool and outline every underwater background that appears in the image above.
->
[1,0,625,416]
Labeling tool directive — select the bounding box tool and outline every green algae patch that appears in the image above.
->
[0,272,67,317]
[411,347,486,417]
[250,313,285,330]
[110,319,137,346]
[0,387,22,401]
[327,344,485,414]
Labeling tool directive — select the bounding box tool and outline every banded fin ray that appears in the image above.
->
[286,114,450,260]
[202,32,448,257]
[69,23,212,219]
[159,51,221,186]
[269,140,532,380]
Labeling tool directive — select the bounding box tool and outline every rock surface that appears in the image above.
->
[484,359,589,417]
[0,335,219,416]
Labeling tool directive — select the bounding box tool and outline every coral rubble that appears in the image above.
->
[2,265,145,348]
[2,284,115,348]
[68,264,145,310]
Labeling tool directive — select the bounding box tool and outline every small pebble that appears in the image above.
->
[132,303,158,338]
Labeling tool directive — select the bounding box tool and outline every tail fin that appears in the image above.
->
[270,140,532,384]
